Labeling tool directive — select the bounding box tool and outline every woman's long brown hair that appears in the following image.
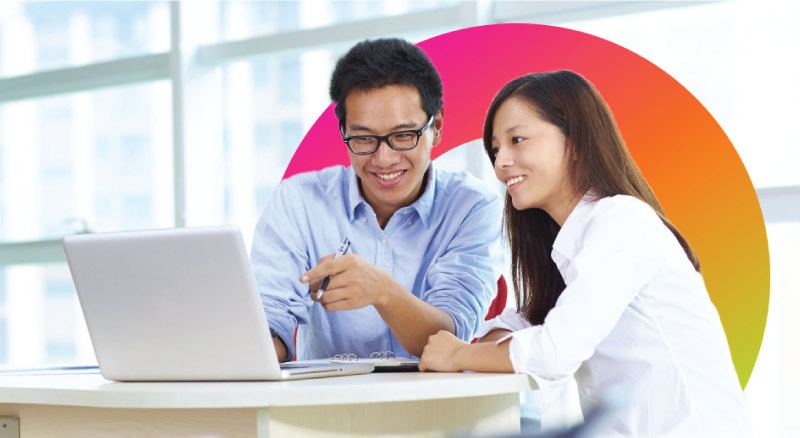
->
[483,71,700,325]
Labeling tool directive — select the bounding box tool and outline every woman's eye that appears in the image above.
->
[490,147,499,156]
[511,136,524,144]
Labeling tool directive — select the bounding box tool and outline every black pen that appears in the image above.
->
[316,237,351,300]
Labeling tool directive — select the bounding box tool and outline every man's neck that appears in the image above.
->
[361,168,429,230]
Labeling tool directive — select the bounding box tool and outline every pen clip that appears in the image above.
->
[337,238,351,256]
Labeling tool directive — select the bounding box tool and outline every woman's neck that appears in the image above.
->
[544,189,584,227]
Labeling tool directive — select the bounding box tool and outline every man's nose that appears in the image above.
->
[372,139,401,165]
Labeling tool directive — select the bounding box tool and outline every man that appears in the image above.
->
[251,38,503,361]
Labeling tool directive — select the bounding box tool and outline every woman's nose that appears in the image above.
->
[493,147,512,168]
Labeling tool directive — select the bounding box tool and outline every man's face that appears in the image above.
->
[342,85,442,221]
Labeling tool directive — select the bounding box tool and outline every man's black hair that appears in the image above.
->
[329,38,443,128]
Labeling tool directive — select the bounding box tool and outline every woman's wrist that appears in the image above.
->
[451,341,471,371]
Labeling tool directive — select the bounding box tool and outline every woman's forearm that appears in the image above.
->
[454,338,515,373]
[419,330,515,373]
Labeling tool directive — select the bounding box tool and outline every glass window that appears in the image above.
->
[0,81,174,242]
[219,0,457,41]
[253,123,273,150]
[0,263,93,367]
[280,121,304,160]
[559,1,800,188]
[0,319,7,364]
[211,49,331,243]
[278,57,301,104]
[0,1,170,77]
[744,223,800,436]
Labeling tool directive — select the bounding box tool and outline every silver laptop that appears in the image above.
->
[62,225,374,381]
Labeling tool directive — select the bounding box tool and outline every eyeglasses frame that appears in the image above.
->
[340,115,435,155]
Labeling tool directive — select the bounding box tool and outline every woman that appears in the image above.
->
[419,70,750,437]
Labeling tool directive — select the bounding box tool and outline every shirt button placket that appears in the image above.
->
[382,235,393,275]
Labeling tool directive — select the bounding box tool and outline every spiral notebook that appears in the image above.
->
[329,351,419,372]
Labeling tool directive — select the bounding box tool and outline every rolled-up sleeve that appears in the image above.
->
[250,182,312,360]
[422,195,504,340]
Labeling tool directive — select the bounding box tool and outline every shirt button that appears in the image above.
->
[408,221,413,226]
[361,218,367,223]
[381,238,387,245]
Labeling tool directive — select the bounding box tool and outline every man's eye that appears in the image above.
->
[394,133,413,140]
[352,137,373,144]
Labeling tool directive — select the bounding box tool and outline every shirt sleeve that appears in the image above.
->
[250,181,312,360]
[504,200,665,389]
[422,194,504,341]
[475,307,531,338]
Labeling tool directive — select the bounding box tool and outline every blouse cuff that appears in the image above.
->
[501,328,573,392]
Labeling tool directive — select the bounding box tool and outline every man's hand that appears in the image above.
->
[300,254,393,311]
[303,253,335,296]
[300,252,456,357]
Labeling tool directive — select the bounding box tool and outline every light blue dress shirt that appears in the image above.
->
[251,163,503,360]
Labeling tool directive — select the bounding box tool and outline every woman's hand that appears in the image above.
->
[419,329,515,373]
[419,330,469,372]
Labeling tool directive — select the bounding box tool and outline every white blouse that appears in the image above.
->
[479,194,751,437]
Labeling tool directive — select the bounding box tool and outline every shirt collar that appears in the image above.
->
[552,190,599,261]
[345,166,364,222]
[344,163,437,227]
[408,163,436,228]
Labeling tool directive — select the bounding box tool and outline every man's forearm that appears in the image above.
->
[273,336,288,362]
[374,280,456,357]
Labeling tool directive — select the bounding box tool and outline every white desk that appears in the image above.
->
[0,371,534,438]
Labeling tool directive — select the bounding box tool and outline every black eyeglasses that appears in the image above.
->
[340,115,435,155]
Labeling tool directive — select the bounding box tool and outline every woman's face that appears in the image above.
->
[490,96,575,222]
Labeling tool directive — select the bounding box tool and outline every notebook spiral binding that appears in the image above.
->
[332,351,395,362]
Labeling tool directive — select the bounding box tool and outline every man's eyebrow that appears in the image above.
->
[346,121,421,134]
[390,121,420,131]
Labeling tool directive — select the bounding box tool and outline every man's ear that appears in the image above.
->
[432,109,444,147]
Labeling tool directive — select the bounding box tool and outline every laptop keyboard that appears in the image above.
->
[279,363,313,369]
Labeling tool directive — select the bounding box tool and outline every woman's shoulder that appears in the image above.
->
[590,195,662,228]
[570,194,668,250]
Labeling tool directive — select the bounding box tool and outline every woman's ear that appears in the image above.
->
[561,138,577,162]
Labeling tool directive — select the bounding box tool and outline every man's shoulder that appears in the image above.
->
[434,168,501,205]
[281,165,348,187]
[277,165,349,197]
